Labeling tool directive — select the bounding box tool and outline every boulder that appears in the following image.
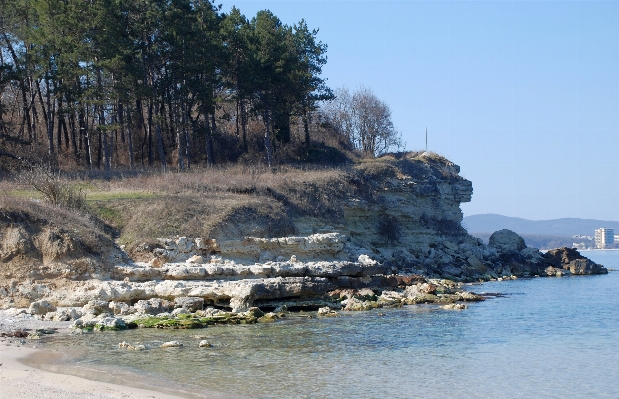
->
[199,340,212,348]
[28,300,56,315]
[109,301,134,316]
[160,341,183,348]
[83,300,110,315]
[186,255,205,264]
[543,247,607,275]
[317,306,338,317]
[174,296,204,312]
[134,298,173,315]
[489,229,526,253]
[96,317,126,330]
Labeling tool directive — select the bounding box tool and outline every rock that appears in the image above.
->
[174,297,204,312]
[172,308,191,316]
[160,341,183,348]
[175,237,194,253]
[44,307,82,321]
[186,255,205,264]
[120,341,146,350]
[543,247,607,275]
[358,254,377,266]
[467,255,486,272]
[317,306,338,317]
[489,229,526,253]
[134,298,173,315]
[28,300,56,316]
[149,257,166,268]
[442,303,467,310]
[96,317,126,330]
[245,307,265,318]
[199,340,212,348]
[343,297,381,311]
[109,301,134,316]
[568,259,607,275]
[257,312,278,323]
[83,300,110,315]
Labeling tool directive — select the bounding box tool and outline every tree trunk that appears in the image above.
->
[263,108,273,167]
[45,77,54,166]
[69,110,79,162]
[303,105,311,149]
[79,106,92,168]
[2,33,32,141]
[183,103,191,170]
[240,98,248,152]
[156,105,166,172]
[147,100,153,166]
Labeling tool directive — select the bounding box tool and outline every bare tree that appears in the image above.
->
[322,86,403,157]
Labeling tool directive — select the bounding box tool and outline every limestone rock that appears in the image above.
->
[186,255,205,264]
[134,298,173,315]
[317,306,338,317]
[83,300,110,315]
[109,301,134,316]
[489,229,526,253]
[442,303,467,310]
[160,341,183,348]
[28,300,56,315]
[174,296,204,312]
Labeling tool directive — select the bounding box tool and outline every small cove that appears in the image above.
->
[34,250,619,399]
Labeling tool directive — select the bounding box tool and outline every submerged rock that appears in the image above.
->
[317,307,338,317]
[160,341,183,348]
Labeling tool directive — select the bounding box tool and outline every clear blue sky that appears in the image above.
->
[219,0,619,222]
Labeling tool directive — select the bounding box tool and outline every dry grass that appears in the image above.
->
[1,151,460,249]
[0,196,110,252]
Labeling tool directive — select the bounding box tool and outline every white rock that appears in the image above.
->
[160,341,183,348]
[186,255,205,264]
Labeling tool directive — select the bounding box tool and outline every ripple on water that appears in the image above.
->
[40,251,619,399]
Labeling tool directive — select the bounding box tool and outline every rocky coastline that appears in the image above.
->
[0,154,608,335]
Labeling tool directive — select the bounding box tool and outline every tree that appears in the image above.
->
[291,19,333,149]
[322,87,402,157]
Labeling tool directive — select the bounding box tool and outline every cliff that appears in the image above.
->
[0,152,607,316]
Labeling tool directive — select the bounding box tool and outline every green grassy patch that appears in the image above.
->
[86,192,159,201]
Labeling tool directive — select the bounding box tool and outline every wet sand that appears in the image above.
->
[0,342,198,399]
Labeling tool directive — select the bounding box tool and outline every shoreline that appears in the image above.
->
[0,337,239,399]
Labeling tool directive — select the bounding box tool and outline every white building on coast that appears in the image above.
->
[594,228,614,249]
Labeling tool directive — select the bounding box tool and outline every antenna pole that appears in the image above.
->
[425,127,427,152]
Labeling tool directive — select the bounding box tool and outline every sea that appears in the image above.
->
[36,250,619,399]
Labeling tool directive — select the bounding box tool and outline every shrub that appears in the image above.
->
[18,166,86,210]
[377,214,402,244]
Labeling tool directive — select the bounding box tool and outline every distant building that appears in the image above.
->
[595,228,614,248]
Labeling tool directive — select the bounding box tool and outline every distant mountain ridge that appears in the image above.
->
[463,214,619,236]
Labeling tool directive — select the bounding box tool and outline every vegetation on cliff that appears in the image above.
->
[0,0,402,172]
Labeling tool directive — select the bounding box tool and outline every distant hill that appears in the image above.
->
[462,214,619,236]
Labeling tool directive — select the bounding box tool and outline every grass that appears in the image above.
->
[1,150,461,252]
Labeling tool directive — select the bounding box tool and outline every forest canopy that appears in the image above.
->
[0,0,402,172]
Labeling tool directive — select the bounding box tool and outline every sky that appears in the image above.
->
[218,0,619,222]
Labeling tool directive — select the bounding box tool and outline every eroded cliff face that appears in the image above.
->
[0,153,607,314]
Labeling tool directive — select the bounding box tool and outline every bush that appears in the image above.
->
[377,214,402,244]
[18,166,86,210]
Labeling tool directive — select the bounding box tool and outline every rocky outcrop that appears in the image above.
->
[543,247,607,276]
[0,153,607,316]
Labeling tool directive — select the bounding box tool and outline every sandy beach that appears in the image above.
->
[0,342,197,399]
[0,310,220,399]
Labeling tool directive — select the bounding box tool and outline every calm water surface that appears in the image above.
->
[40,250,619,398]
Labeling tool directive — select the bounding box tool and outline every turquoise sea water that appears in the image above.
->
[40,250,619,399]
